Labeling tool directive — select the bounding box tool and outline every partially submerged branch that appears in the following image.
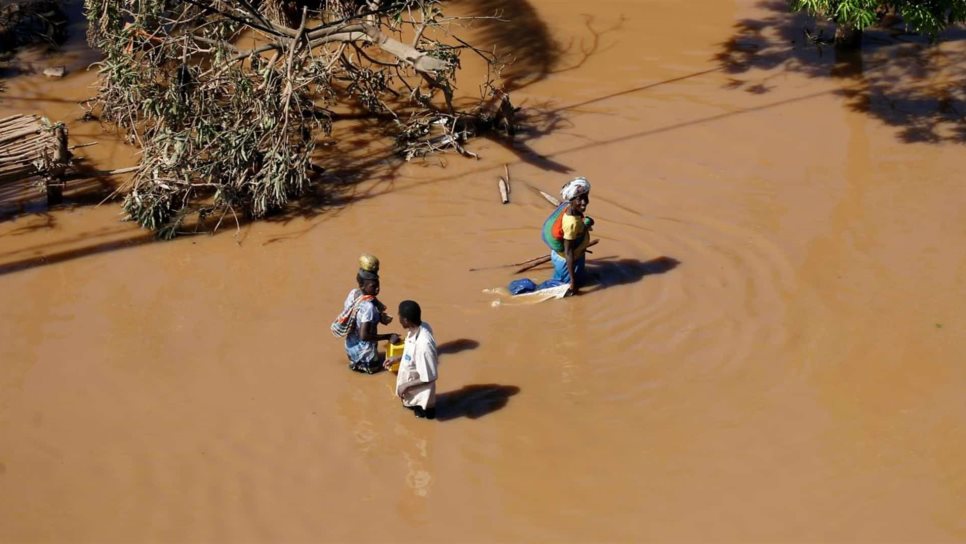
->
[83,0,516,237]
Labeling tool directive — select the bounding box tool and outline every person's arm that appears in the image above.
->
[358,320,398,343]
[355,302,398,343]
[373,298,393,324]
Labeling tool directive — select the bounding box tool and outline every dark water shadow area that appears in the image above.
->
[453,0,560,92]
[0,155,118,223]
[435,384,520,421]
[716,0,965,143]
[458,1,626,174]
[437,338,480,356]
[586,256,681,291]
[0,227,157,276]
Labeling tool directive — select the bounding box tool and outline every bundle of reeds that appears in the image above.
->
[0,115,71,201]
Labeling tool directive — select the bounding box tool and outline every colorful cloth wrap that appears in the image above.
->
[541,202,589,254]
[331,292,375,337]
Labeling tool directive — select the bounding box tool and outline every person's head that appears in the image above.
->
[398,300,422,328]
[357,270,380,296]
[560,176,591,214]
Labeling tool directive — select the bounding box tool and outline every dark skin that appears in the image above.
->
[356,278,399,345]
[563,194,590,296]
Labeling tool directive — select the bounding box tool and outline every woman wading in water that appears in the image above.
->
[543,177,594,295]
[331,254,398,373]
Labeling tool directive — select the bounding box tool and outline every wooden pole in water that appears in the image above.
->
[469,252,552,272]
[513,239,599,274]
[538,189,559,207]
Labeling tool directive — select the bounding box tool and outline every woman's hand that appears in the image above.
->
[380,313,393,325]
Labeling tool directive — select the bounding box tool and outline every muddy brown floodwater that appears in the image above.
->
[1,0,965,542]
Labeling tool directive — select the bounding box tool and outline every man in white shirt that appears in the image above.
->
[388,300,438,419]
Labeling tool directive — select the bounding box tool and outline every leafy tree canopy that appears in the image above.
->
[790,0,966,38]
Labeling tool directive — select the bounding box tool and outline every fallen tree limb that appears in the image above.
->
[84,0,514,237]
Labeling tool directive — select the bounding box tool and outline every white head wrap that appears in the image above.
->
[560,176,591,202]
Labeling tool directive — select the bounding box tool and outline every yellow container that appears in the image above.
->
[386,342,404,373]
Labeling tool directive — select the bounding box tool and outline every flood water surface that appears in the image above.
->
[1,0,965,542]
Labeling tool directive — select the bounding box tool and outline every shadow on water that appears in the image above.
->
[2,3,715,275]
[0,228,157,276]
[0,155,120,223]
[586,256,681,291]
[454,0,561,91]
[715,0,966,143]
[454,0,626,175]
[435,384,520,421]
[437,338,480,356]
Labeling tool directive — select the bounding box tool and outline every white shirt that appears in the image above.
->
[395,323,437,409]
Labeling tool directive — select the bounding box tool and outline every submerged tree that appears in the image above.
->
[790,0,966,47]
[84,0,514,237]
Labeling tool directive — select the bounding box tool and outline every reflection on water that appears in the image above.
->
[1,0,965,542]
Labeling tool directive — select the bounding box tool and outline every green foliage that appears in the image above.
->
[790,0,966,37]
[85,1,320,237]
[84,0,506,237]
